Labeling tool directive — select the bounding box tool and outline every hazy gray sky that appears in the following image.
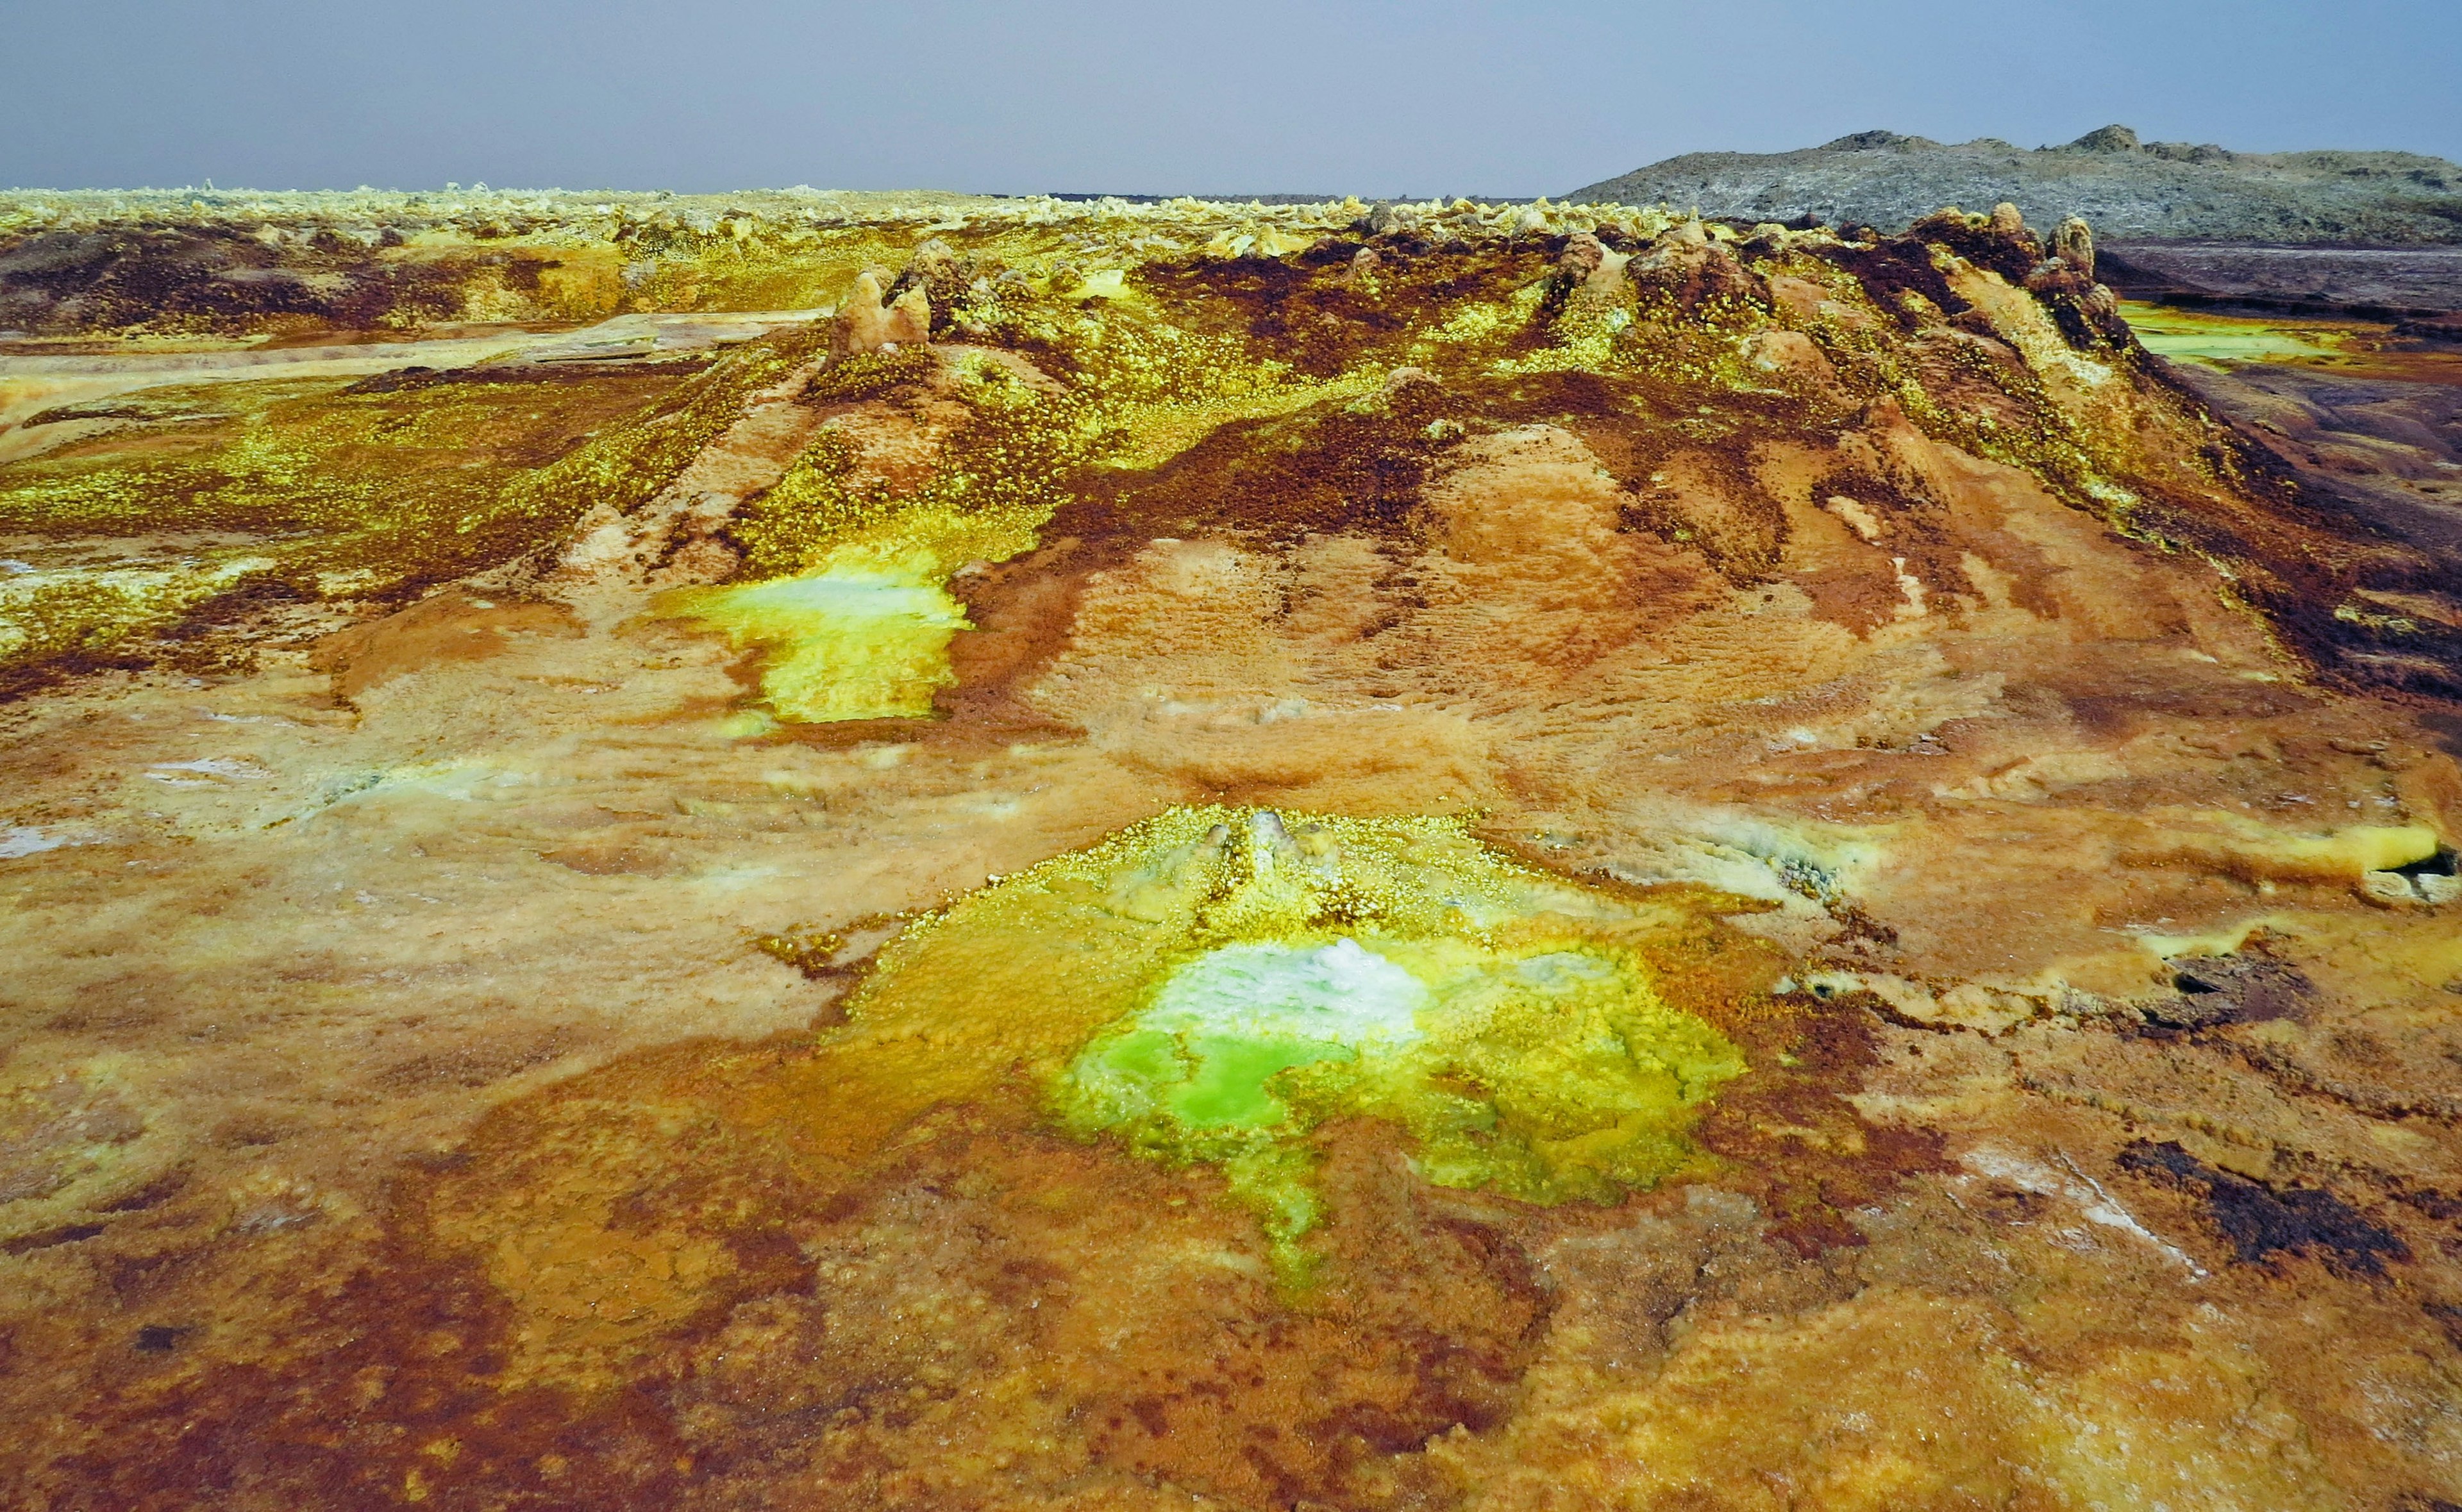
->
[4,0,2457,196]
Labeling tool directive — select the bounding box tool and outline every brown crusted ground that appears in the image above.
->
[4,205,2462,1509]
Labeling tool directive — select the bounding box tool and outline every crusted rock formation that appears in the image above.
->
[829,265,932,359]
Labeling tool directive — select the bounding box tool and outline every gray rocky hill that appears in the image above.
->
[1568,126,2462,244]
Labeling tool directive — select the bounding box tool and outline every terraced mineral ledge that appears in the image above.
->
[3,186,2462,1509]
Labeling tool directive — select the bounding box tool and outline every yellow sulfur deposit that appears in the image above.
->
[670,562,970,722]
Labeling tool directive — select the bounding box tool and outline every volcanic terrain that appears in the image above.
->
[2,185,2461,1510]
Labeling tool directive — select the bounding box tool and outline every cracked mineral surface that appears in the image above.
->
[4,186,2462,1510]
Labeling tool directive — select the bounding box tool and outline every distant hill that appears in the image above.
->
[1568,126,2462,244]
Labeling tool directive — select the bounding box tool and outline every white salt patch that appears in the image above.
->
[1962,1145,2204,1275]
[1512,951,1616,988]
[1,825,69,859]
[1147,939,1427,1046]
[1891,556,1929,618]
[147,757,272,781]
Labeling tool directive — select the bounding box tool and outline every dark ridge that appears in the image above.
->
[1567,128,2462,244]
[2,1222,108,1256]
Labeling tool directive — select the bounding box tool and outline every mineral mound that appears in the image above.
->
[3,186,2462,1510]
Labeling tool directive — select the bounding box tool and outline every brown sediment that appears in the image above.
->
[310,589,583,701]
[1693,1000,1952,1256]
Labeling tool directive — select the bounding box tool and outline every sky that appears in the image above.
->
[3,0,2457,197]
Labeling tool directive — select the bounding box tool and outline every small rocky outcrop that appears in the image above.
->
[2052,216,2095,280]
[2063,124,2142,155]
[1623,218,1758,312]
[1839,204,2130,349]
[1555,230,1607,283]
[1907,205,2041,283]
[1364,202,1419,238]
[830,266,931,360]
[885,237,980,335]
[1540,231,1609,315]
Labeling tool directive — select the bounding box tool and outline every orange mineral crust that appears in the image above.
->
[3,190,2461,1509]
